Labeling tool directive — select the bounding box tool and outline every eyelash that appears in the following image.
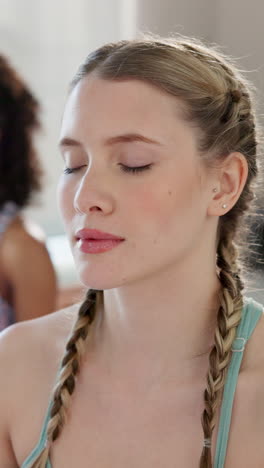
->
[63,167,80,174]
[119,164,152,174]
[63,164,152,175]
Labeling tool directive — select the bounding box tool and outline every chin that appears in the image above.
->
[77,268,128,291]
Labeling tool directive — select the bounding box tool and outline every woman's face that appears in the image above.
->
[58,75,215,289]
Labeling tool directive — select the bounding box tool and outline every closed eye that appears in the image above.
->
[63,164,153,175]
[63,166,86,174]
[119,164,152,174]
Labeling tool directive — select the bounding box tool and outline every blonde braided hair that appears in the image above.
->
[29,36,260,467]
[30,288,100,467]
[199,241,244,467]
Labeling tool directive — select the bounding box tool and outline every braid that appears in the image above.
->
[29,288,100,468]
[27,36,259,468]
[199,239,244,467]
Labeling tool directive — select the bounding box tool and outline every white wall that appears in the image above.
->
[135,0,264,122]
[213,0,264,97]
[135,0,213,39]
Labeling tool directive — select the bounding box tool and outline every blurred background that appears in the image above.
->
[1,0,263,301]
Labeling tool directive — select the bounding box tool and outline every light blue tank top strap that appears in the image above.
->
[21,296,263,468]
[22,357,67,466]
[214,297,264,468]
[21,398,53,467]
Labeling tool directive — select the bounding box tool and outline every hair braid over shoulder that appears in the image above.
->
[29,288,100,468]
[28,35,260,468]
[199,238,244,468]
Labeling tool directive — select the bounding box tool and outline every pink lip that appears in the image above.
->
[75,228,124,241]
[75,229,125,254]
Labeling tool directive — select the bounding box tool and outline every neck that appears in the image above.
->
[92,253,221,386]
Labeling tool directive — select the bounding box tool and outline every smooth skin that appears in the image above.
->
[0,215,57,322]
[0,76,264,467]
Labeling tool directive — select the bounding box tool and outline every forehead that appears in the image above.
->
[60,76,197,150]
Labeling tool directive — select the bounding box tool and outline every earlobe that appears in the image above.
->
[207,152,248,217]
[207,197,230,217]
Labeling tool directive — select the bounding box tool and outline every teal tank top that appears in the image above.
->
[21,297,263,468]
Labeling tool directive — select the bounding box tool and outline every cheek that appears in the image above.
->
[129,175,198,228]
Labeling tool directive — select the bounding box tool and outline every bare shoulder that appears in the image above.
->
[0,304,79,465]
[4,214,45,242]
[0,304,79,412]
[1,216,49,263]
[0,216,57,319]
[0,302,78,366]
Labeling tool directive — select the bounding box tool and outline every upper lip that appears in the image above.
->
[75,228,125,241]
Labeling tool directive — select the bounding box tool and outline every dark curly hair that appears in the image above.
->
[0,54,42,208]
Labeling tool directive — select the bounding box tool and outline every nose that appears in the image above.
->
[73,169,115,215]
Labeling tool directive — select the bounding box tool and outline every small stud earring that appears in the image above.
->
[213,188,218,193]
[222,204,227,209]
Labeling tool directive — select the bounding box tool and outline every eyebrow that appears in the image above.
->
[103,133,163,146]
[59,133,163,148]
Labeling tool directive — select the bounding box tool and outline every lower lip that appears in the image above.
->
[77,239,124,254]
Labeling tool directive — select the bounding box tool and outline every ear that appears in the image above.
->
[207,152,248,216]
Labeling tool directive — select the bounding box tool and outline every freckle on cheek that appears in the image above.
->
[168,190,172,196]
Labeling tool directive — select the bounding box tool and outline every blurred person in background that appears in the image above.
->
[0,54,57,331]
